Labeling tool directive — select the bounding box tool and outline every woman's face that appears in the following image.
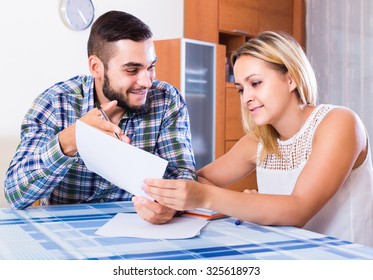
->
[233,55,296,127]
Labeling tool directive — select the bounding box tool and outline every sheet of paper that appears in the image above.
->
[76,120,168,200]
[95,213,209,239]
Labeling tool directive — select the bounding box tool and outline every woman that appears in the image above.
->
[136,31,373,246]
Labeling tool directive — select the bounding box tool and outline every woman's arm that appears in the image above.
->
[197,134,258,187]
[144,108,367,227]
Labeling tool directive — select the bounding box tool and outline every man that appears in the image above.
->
[4,11,196,224]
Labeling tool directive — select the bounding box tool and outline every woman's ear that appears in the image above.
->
[287,73,297,92]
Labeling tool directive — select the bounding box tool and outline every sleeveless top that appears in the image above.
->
[257,104,373,247]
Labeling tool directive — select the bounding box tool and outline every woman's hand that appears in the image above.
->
[142,178,206,211]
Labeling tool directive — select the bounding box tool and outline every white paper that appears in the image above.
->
[95,213,209,239]
[76,120,168,200]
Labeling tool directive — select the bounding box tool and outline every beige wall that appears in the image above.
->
[0,0,184,207]
[0,137,19,207]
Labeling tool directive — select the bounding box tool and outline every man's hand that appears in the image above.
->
[132,196,177,224]
[58,100,129,156]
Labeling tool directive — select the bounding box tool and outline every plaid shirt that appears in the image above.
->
[5,75,196,209]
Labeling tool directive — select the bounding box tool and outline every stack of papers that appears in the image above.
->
[185,208,226,220]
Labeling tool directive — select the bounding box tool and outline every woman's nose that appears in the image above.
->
[241,88,253,106]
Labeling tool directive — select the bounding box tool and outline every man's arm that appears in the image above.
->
[5,87,127,209]
[4,94,78,209]
[157,86,197,181]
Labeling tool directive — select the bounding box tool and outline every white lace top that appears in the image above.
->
[257,104,373,247]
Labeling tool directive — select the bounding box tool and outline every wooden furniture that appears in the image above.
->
[155,0,305,192]
[32,201,40,206]
[154,39,216,170]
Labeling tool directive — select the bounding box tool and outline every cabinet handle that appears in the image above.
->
[232,29,248,35]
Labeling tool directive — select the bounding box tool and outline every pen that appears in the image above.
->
[234,219,241,225]
[95,103,121,141]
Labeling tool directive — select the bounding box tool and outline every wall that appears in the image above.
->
[306,0,373,151]
[0,0,184,207]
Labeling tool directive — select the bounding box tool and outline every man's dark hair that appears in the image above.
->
[87,10,153,65]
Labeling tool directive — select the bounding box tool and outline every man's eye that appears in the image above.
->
[126,68,138,74]
[148,64,156,71]
[237,89,243,94]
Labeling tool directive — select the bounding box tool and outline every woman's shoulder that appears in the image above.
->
[299,104,358,138]
[314,104,366,147]
[314,105,368,170]
[317,104,361,126]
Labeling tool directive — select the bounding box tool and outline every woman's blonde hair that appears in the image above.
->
[230,31,318,160]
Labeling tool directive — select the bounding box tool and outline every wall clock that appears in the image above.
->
[60,0,95,31]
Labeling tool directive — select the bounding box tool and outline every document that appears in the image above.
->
[185,208,227,220]
[95,213,209,239]
[76,120,168,200]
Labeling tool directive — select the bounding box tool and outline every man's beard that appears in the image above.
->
[102,73,147,114]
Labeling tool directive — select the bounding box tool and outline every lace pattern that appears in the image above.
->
[258,104,336,171]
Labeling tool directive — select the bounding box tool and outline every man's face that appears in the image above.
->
[101,38,157,113]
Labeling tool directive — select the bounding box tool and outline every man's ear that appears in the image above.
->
[88,55,104,78]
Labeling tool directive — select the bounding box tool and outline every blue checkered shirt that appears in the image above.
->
[5,75,196,209]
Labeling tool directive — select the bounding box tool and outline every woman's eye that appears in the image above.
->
[237,89,243,94]
[252,81,261,87]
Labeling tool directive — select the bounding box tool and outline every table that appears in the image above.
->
[1,201,373,260]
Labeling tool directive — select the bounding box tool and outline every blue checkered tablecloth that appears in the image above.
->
[1,201,373,260]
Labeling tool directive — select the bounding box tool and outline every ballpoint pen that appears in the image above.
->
[95,103,122,141]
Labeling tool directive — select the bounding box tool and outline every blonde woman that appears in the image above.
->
[135,31,373,246]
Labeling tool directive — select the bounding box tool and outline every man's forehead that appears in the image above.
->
[110,39,156,65]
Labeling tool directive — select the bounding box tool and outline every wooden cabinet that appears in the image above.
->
[155,39,226,161]
[154,39,217,170]
[225,85,245,140]
[184,0,219,43]
[153,39,181,88]
[218,0,259,35]
[258,0,294,34]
